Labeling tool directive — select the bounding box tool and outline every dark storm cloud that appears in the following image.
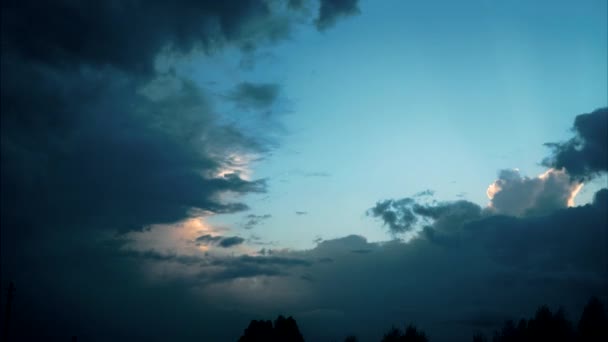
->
[1,0,367,237]
[1,0,367,241]
[1,1,302,238]
[1,66,266,234]
[229,82,281,109]
[0,2,362,341]
[1,0,294,75]
[543,107,608,179]
[315,0,361,31]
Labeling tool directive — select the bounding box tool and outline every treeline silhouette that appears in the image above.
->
[238,297,607,342]
[476,296,607,342]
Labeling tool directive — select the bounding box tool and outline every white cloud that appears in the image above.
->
[486,168,583,216]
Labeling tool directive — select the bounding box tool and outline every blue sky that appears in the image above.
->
[199,0,608,248]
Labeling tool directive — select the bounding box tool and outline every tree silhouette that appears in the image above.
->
[482,301,608,342]
[577,297,608,342]
[344,335,358,342]
[274,315,305,342]
[238,315,304,342]
[238,319,274,342]
[526,306,573,342]
[381,324,428,342]
[491,319,528,342]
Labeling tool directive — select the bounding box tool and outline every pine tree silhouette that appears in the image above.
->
[577,297,608,342]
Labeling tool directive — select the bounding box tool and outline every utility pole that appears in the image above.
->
[3,281,15,342]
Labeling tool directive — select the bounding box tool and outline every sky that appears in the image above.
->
[1,1,607,341]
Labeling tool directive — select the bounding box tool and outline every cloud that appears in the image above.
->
[1,68,266,235]
[1,0,297,75]
[243,214,273,229]
[371,167,585,236]
[315,0,361,31]
[196,234,245,248]
[219,236,246,248]
[543,107,608,179]
[486,168,583,217]
[196,234,224,244]
[367,196,482,236]
[414,189,435,197]
[1,0,360,238]
[0,2,362,341]
[296,211,309,215]
[229,82,281,109]
[367,198,418,233]
[288,189,606,341]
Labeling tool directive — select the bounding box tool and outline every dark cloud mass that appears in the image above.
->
[1,0,358,237]
[316,0,361,31]
[1,0,292,75]
[1,65,265,235]
[1,0,296,238]
[0,2,361,341]
[543,107,608,179]
[291,189,607,341]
